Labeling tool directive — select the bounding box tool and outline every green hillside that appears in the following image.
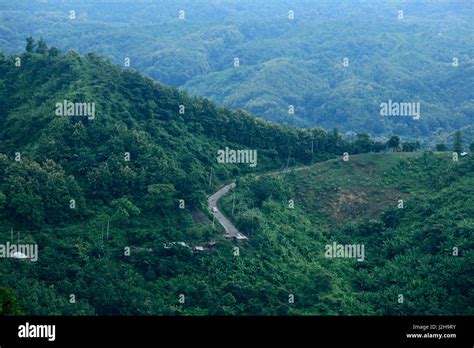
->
[0,43,472,316]
[0,42,369,315]
[219,152,474,315]
[287,153,419,226]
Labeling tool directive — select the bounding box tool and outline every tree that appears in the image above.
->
[36,38,48,54]
[0,287,22,315]
[0,191,5,209]
[49,47,60,57]
[469,142,474,152]
[111,197,141,225]
[353,133,373,153]
[144,183,176,213]
[436,143,447,151]
[453,130,463,153]
[387,136,400,152]
[249,176,289,206]
[4,160,84,225]
[331,127,342,151]
[25,37,36,52]
[372,141,387,153]
[402,141,420,152]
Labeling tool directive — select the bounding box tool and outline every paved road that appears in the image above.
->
[207,161,329,240]
[208,154,408,241]
[208,181,248,240]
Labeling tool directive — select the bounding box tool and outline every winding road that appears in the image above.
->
[207,163,316,240]
[208,181,248,240]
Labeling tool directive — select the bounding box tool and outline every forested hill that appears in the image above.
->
[0,42,371,315]
[0,41,359,228]
[0,43,472,316]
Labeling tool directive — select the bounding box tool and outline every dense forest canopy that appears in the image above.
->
[0,43,472,316]
[1,0,473,142]
[0,1,472,319]
[0,43,358,228]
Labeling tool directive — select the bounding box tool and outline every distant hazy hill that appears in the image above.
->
[1,0,472,138]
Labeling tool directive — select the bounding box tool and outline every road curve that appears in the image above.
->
[207,159,329,240]
[208,181,248,240]
[208,155,391,241]
[208,166,311,240]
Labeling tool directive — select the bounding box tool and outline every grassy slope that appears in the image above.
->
[290,153,418,227]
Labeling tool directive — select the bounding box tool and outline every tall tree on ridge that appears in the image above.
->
[453,130,463,154]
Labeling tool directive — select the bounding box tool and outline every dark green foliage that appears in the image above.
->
[25,37,35,53]
[2,159,85,226]
[36,38,48,55]
[387,136,400,151]
[0,287,22,315]
[351,133,386,153]
[0,43,471,316]
[222,153,473,315]
[401,141,420,152]
[0,45,355,224]
[0,46,382,315]
[453,130,463,153]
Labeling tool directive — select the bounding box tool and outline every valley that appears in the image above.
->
[1,1,473,142]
